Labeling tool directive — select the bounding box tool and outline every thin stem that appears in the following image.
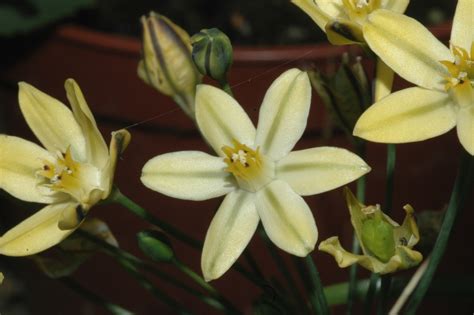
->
[347,140,366,315]
[259,229,308,314]
[377,276,392,315]
[362,273,380,315]
[404,151,474,314]
[305,255,330,315]
[76,230,230,313]
[220,80,233,96]
[111,187,263,287]
[60,277,134,315]
[110,187,201,249]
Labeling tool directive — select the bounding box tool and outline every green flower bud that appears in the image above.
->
[191,28,233,84]
[137,229,174,263]
[138,12,201,117]
[360,207,395,263]
[319,188,423,274]
[308,54,371,137]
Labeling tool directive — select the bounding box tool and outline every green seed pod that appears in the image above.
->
[138,12,201,117]
[360,211,396,263]
[137,229,174,263]
[191,28,233,84]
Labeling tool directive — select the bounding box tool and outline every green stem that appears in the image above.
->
[377,276,391,315]
[259,229,308,314]
[111,187,263,287]
[118,258,192,315]
[220,80,233,96]
[305,255,330,315]
[110,188,201,249]
[76,230,230,313]
[60,277,134,315]
[362,273,379,315]
[404,151,474,314]
[347,140,366,315]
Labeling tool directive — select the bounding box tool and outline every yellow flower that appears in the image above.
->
[137,12,202,118]
[319,188,422,274]
[354,0,473,155]
[292,0,409,45]
[0,80,130,256]
[141,68,370,281]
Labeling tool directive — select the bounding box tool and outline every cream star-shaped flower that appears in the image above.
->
[0,80,130,256]
[292,0,409,45]
[354,0,473,155]
[141,68,370,281]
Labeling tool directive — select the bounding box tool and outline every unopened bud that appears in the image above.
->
[137,229,174,262]
[191,28,233,84]
[138,12,201,117]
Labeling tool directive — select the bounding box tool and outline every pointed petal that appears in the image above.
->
[102,129,131,198]
[291,0,332,31]
[0,135,60,203]
[195,85,256,156]
[0,202,78,256]
[314,0,344,17]
[451,0,473,51]
[201,190,259,281]
[363,10,452,90]
[256,180,317,256]
[457,106,474,155]
[382,0,409,13]
[354,87,457,143]
[374,58,394,102]
[65,79,109,168]
[141,151,236,201]
[18,82,87,161]
[277,147,370,196]
[255,69,311,161]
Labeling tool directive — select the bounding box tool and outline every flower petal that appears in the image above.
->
[195,85,256,156]
[318,236,423,274]
[255,69,311,161]
[382,0,409,13]
[451,0,473,51]
[291,0,332,31]
[102,129,132,198]
[201,190,259,281]
[363,10,452,90]
[457,106,474,155]
[18,82,87,161]
[256,180,317,256]
[65,79,109,168]
[0,202,78,256]
[0,135,61,203]
[277,147,370,196]
[354,87,457,143]
[141,151,236,201]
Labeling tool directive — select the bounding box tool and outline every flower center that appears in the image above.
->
[222,140,274,192]
[37,147,101,203]
[343,0,380,22]
[440,44,474,90]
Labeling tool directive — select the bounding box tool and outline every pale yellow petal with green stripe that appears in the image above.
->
[141,151,235,201]
[256,180,317,256]
[291,0,332,31]
[18,82,87,161]
[276,147,370,196]
[65,79,109,169]
[0,202,78,256]
[0,135,59,204]
[456,106,474,155]
[201,190,259,281]
[354,87,457,143]
[451,0,473,52]
[195,85,256,156]
[363,10,452,90]
[255,68,311,161]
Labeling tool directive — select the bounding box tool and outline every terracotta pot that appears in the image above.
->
[1,24,472,315]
